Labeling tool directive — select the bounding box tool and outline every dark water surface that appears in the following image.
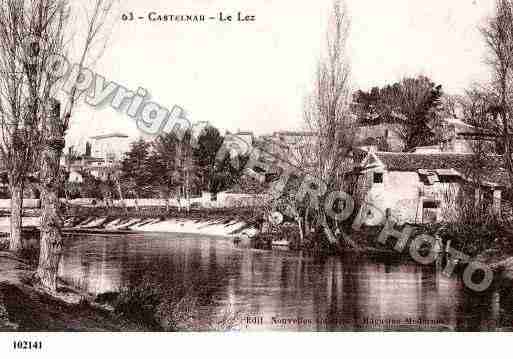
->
[58,233,513,331]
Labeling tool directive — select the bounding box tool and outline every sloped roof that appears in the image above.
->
[375,152,475,171]
[273,131,317,137]
[372,152,509,187]
[90,132,129,140]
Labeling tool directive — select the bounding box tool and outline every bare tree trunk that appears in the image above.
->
[500,75,513,183]
[64,186,70,204]
[8,179,23,252]
[37,100,65,292]
[116,180,128,215]
[176,188,182,212]
[481,0,513,183]
[295,216,304,249]
[305,206,310,240]
[185,171,191,212]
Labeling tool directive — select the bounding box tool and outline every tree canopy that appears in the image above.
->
[353,75,444,151]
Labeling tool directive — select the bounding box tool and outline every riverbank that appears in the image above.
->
[0,244,239,331]
[3,216,513,331]
[0,251,152,331]
[5,208,513,288]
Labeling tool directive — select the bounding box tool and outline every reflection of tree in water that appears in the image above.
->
[124,247,233,310]
[457,285,495,331]
[310,255,362,331]
[61,235,509,331]
[339,256,362,330]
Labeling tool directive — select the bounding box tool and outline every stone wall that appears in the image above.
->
[201,192,269,208]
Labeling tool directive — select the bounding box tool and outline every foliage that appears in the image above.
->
[113,284,161,329]
[147,131,183,201]
[479,0,513,182]
[211,151,248,195]
[115,125,249,202]
[352,75,444,150]
[119,139,153,198]
[193,126,224,191]
[439,222,510,258]
[77,172,103,199]
[112,278,239,331]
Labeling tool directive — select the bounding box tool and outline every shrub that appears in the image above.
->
[113,284,161,329]
[155,291,199,331]
[0,237,8,251]
[110,280,241,331]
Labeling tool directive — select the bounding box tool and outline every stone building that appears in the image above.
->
[351,150,506,225]
[355,123,404,152]
[264,131,318,167]
[415,118,497,154]
[89,132,132,163]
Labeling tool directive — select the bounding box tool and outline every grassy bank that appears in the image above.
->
[0,245,239,331]
[0,250,154,331]
[96,279,239,331]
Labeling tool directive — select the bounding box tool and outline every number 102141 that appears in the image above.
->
[13,341,42,350]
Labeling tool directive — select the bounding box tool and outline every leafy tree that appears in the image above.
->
[353,75,444,151]
[193,126,224,192]
[120,139,152,198]
[148,131,183,210]
[210,145,250,198]
[480,0,513,183]
[119,126,251,209]
[147,130,201,211]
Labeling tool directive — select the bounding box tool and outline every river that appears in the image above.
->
[58,232,513,331]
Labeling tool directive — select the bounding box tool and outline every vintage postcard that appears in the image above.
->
[1,0,513,353]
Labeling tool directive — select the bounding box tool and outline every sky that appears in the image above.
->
[66,0,497,148]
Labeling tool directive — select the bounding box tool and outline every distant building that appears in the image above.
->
[261,131,319,168]
[271,131,317,145]
[66,132,131,182]
[355,123,404,152]
[436,118,497,154]
[68,157,122,182]
[89,132,132,163]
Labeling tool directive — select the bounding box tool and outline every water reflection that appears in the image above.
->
[59,233,510,331]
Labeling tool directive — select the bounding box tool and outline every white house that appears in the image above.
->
[351,150,506,225]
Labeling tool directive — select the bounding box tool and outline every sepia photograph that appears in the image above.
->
[1,0,513,355]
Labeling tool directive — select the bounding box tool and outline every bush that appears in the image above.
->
[155,291,199,331]
[439,222,511,257]
[110,279,240,331]
[0,237,8,251]
[111,281,203,331]
[19,247,39,266]
[113,284,161,329]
